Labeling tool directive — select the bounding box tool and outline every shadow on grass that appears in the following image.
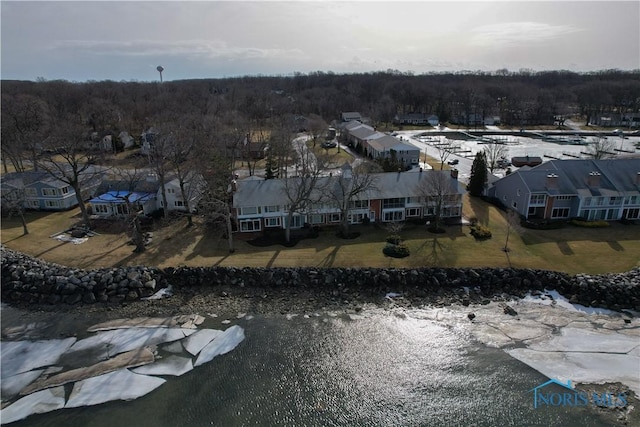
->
[556,241,574,256]
[34,241,67,258]
[317,246,340,268]
[466,194,490,226]
[607,241,625,252]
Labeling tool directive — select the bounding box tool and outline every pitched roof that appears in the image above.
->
[506,159,640,196]
[232,170,464,208]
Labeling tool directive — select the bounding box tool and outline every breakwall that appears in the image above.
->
[2,246,638,311]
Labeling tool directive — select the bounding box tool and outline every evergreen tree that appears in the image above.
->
[264,154,276,179]
[467,151,488,197]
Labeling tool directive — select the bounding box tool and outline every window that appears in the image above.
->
[25,188,37,197]
[551,208,570,218]
[61,186,70,194]
[517,189,521,196]
[584,197,592,207]
[383,198,405,209]
[265,217,281,227]
[407,197,421,204]
[264,205,280,213]
[41,188,57,196]
[290,215,305,228]
[348,213,368,224]
[555,195,572,201]
[310,214,324,224]
[383,210,404,222]
[93,204,109,214]
[28,200,39,208]
[512,201,517,208]
[349,200,368,209]
[606,209,617,220]
[406,208,421,217]
[45,200,60,208]
[174,201,184,207]
[240,219,261,232]
[240,206,261,215]
[529,194,546,205]
[596,197,605,206]
[329,213,341,222]
[167,188,176,194]
[624,196,638,205]
[624,208,640,219]
[609,197,622,205]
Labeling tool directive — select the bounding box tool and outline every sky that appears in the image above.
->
[1,1,639,82]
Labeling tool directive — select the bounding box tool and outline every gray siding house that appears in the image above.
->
[488,159,640,221]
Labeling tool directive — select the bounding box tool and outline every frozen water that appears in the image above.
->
[507,349,640,396]
[1,338,76,378]
[468,324,513,348]
[182,329,223,356]
[65,369,165,408]
[485,320,552,342]
[0,386,65,424]
[194,326,245,367]
[162,341,184,354]
[1,369,43,400]
[132,356,193,377]
[527,327,639,353]
[66,327,195,361]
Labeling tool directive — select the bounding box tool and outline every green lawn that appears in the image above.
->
[3,195,639,275]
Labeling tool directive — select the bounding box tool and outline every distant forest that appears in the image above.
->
[3,69,640,150]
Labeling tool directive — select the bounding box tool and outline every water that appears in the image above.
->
[9,310,616,427]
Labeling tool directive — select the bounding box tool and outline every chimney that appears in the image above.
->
[546,173,558,189]
[450,169,459,180]
[231,180,237,192]
[587,171,601,187]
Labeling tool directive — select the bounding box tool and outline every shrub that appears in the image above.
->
[570,219,610,228]
[383,243,410,258]
[521,219,565,230]
[470,224,492,240]
[386,234,402,245]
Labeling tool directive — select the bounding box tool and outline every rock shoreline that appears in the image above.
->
[2,246,639,314]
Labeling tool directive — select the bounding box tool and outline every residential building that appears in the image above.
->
[488,159,640,221]
[0,171,102,211]
[341,112,362,122]
[231,168,464,233]
[590,113,640,128]
[393,113,429,126]
[157,174,205,213]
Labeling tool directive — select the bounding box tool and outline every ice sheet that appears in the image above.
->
[527,327,639,353]
[0,386,65,424]
[131,356,193,376]
[66,327,195,360]
[65,369,165,408]
[507,348,640,396]
[1,370,43,400]
[1,338,76,378]
[182,329,223,356]
[195,325,245,367]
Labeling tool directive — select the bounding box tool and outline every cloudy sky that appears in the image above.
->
[1,1,638,82]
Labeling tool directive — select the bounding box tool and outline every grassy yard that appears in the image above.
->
[2,195,639,275]
[306,140,354,167]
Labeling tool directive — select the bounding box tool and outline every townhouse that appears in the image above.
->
[488,159,640,221]
[232,167,464,233]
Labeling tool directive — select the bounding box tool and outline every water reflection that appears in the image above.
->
[12,310,612,427]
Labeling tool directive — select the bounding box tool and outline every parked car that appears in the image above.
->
[447,159,459,165]
[321,140,337,149]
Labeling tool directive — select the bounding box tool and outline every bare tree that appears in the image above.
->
[587,136,616,159]
[36,115,105,227]
[146,126,173,220]
[307,114,328,148]
[1,94,50,172]
[282,137,326,243]
[415,170,458,232]
[323,163,377,238]
[483,141,509,173]
[436,139,461,170]
[1,185,29,235]
[503,210,522,253]
[191,120,236,252]
[167,119,201,227]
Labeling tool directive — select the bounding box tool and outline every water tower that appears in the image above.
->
[157,65,164,83]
